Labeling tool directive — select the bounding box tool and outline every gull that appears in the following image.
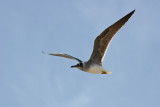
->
[44,10,135,74]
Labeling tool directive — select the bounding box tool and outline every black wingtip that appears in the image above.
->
[128,9,135,15]
[129,9,136,16]
[132,9,136,13]
[119,9,135,23]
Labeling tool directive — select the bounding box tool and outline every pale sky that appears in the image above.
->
[0,0,160,107]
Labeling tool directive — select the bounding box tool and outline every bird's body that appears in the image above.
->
[85,64,111,74]
[75,61,111,74]
[44,10,135,74]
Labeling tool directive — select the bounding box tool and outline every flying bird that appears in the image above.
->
[44,10,135,74]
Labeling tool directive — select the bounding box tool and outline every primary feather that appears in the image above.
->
[89,10,135,65]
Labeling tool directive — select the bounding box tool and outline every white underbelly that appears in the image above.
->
[86,65,102,74]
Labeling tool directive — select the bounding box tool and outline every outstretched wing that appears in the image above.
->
[43,51,82,62]
[89,10,135,65]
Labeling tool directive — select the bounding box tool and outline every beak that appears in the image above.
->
[71,64,79,68]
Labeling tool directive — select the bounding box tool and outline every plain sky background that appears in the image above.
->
[0,0,160,107]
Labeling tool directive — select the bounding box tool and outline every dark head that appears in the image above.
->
[71,62,83,69]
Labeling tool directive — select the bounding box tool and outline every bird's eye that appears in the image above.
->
[80,63,83,66]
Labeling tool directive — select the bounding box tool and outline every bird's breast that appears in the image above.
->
[85,65,102,74]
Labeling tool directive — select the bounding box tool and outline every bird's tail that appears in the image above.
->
[101,69,112,74]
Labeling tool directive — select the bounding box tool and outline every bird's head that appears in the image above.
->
[71,62,83,70]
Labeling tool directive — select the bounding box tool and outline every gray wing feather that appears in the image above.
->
[43,51,82,62]
[89,10,135,65]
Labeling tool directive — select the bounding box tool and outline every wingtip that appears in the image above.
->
[132,9,136,13]
[123,9,135,20]
[42,51,55,56]
[130,9,136,15]
[48,53,55,55]
[129,9,136,16]
[42,51,49,55]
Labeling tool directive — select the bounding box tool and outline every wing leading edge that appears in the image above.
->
[43,51,82,62]
[89,10,135,65]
